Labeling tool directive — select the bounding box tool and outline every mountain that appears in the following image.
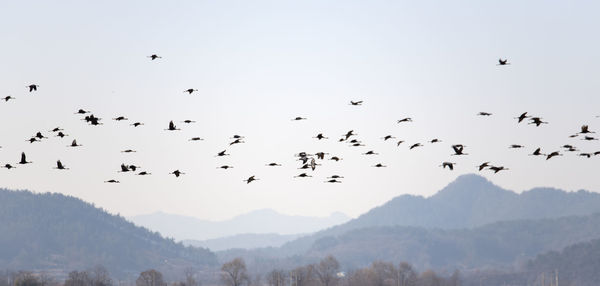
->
[184,233,305,251]
[129,209,350,241]
[276,174,600,256]
[0,189,217,279]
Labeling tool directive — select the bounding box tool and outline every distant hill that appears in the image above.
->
[0,189,217,279]
[184,233,305,251]
[129,209,350,241]
[277,174,600,256]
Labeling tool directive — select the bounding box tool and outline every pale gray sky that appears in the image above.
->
[0,0,599,221]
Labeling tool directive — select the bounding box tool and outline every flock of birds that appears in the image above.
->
[2,57,599,185]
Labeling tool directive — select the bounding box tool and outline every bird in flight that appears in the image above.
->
[529,117,548,127]
[294,173,312,178]
[54,160,69,170]
[477,162,490,171]
[325,179,342,183]
[113,116,128,121]
[515,112,530,123]
[292,117,307,121]
[546,151,562,160]
[451,144,468,155]
[182,120,196,124]
[409,143,423,150]
[382,135,396,141]
[488,166,509,173]
[19,152,32,165]
[509,144,525,149]
[244,176,259,184]
[497,58,510,65]
[216,150,230,157]
[189,137,204,141]
[104,179,120,183]
[350,101,363,106]
[440,162,455,170]
[314,133,328,140]
[397,118,412,123]
[170,170,185,177]
[184,89,198,94]
[131,122,144,127]
[68,140,82,147]
[266,162,282,167]
[166,121,180,131]
[2,96,15,102]
[373,163,387,168]
[148,54,161,60]
[477,112,492,116]
[27,84,39,92]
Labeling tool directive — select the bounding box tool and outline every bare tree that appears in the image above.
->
[14,272,41,286]
[183,268,200,286]
[65,271,92,286]
[267,270,286,286]
[221,258,250,286]
[398,263,417,286]
[314,255,340,286]
[291,265,315,286]
[90,266,113,286]
[136,270,165,286]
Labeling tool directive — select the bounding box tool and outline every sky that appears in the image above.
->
[0,0,599,221]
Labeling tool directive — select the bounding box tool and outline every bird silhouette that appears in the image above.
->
[373,163,387,168]
[170,170,185,177]
[451,144,468,155]
[579,125,595,134]
[54,160,69,170]
[216,150,230,157]
[546,151,562,160]
[113,116,128,121]
[579,153,593,158]
[19,152,32,164]
[49,127,63,132]
[292,117,307,121]
[363,150,379,155]
[35,132,47,140]
[230,138,244,145]
[244,176,259,184]
[497,58,510,65]
[266,162,282,167]
[328,175,344,179]
[430,138,442,143]
[131,122,144,127]
[128,165,141,172]
[382,135,396,141]
[148,54,162,60]
[294,173,312,178]
[477,162,491,171]
[121,149,136,153]
[529,117,548,127]
[530,148,545,156]
[396,140,405,146]
[329,156,342,161]
[440,162,455,170]
[314,133,328,140]
[104,179,120,183]
[488,166,509,173]
[165,121,180,131]
[325,179,342,183]
[184,89,198,94]
[343,130,356,140]
[218,165,234,170]
[190,137,204,141]
[182,120,196,124]
[3,164,15,169]
[68,140,82,147]
[515,112,530,123]
[27,138,39,144]
[137,171,151,176]
[27,84,39,92]
[582,136,598,141]
[409,143,423,150]
[477,112,492,116]
[119,164,130,172]
[397,118,412,123]
[350,101,363,106]
[75,109,90,114]
[509,144,525,149]
[2,96,15,102]
[315,152,328,160]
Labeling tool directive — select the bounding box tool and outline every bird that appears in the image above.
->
[515,112,530,123]
[170,170,185,177]
[244,176,259,184]
[104,180,120,183]
[230,138,244,145]
[330,156,342,161]
[579,153,593,158]
[27,138,39,144]
[497,58,510,65]
[19,152,31,164]
[351,142,365,147]
[49,127,63,132]
[328,175,344,179]
[477,162,491,171]
[128,165,141,172]
[113,116,128,121]
[190,137,204,141]
[430,138,442,143]
[409,143,423,150]
[488,166,509,173]
[68,140,82,147]
[119,164,130,172]
[440,162,455,170]
[137,171,151,176]
[477,112,492,116]
[530,148,545,156]
[579,125,595,134]
[582,136,599,141]
[343,130,356,140]
[396,140,405,146]
[509,144,525,149]
[182,120,196,124]
[373,163,387,168]
[27,84,39,92]
[165,121,180,131]
[397,118,412,123]
[529,117,548,127]
[266,162,282,167]
[546,151,562,160]
[294,173,312,178]
[75,109,89,114]
[292,117,307,121]
[310,158,318,171]
[131,122,144,127]
[315,152,328,160]
[216,150,230,157]
[231,134,245,139]
[148,54,161,60]
[35,132,47,140]
[382,135,396,141]
[314,133,328,140]
[3,164,15,169]
[325,179,342,183]
[184,89,198,94]
[363,150,379,155]
[350,101,363,106]
[451,144,468,155]
[121,149,136,153]
[2,96,15,102]
[54,160,69,170]
[218,165,234,170]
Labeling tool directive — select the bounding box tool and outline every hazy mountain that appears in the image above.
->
[277,174,600,256]
[184,233,305,251]
[129,209,350,241]
[0,189,217,279]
